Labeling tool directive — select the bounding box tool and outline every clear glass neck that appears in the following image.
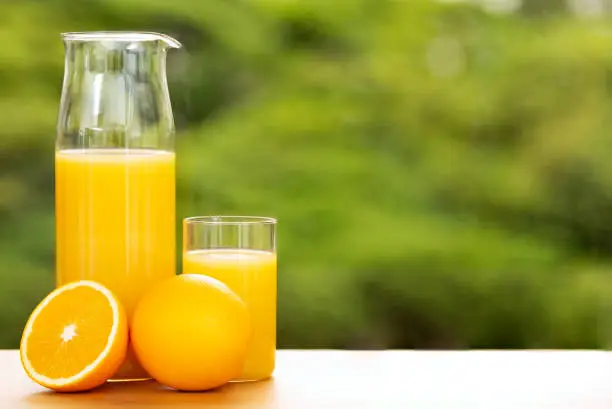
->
[57,32,181,152]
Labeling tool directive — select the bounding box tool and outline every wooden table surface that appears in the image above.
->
[2,349,612,408]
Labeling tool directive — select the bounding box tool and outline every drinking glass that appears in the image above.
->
[183,216,277,381]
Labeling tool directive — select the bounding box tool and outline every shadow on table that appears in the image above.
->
[25,378,277,407]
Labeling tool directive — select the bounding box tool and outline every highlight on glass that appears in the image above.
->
[182,216,277,382]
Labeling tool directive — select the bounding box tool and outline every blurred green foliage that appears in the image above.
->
[2,0,612,349]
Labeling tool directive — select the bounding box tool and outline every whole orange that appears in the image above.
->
[131,274,250,391]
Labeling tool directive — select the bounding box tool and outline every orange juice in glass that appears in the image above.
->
[56,32,181,380]
[182,216,277,381]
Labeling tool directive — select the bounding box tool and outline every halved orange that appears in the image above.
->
[20,280,128,392]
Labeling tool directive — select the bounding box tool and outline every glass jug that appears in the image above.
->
[55,32,181,381]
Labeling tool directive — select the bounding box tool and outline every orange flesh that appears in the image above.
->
[25,285,114,379]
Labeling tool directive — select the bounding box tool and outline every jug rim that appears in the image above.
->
[61,31,181,48]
